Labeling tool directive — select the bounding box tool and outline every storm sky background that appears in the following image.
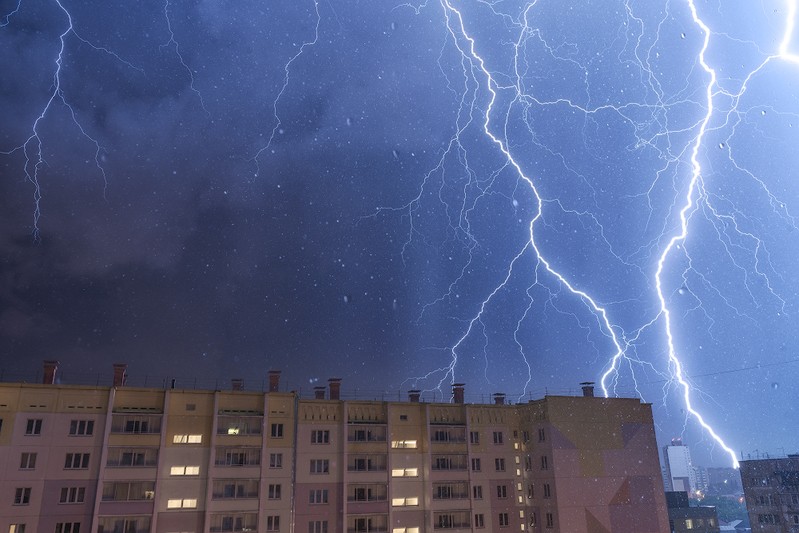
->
[2,0,798,466]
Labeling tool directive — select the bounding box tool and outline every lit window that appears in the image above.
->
[170,465,200,476]
[9,525,25,533]
[167,498,197,509]
[391,440,417,449]
[173,434,202,444]
[391,467,418,477]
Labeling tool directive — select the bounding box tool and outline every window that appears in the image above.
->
[473,485,483,499]
[392,497,419,506]
[471,458,481,471]
[538,428,546,442]
[349,485,387,502]
[97,518,149,533]
[474,514,485,528]
[55,524,80,533]
[271,423,284,438]
[268,484,282,499]
[64,453,90,469]
[399,414,408,421]
[107,447,158,467]
[60,487,86,504]
[499,513,509,528]
[69,420,94,436]
[390,439,416,448]
[527,484,534,499]
[351,516,390,533]
[20,453,36,470]
[173,434,202,444]
[497,485,507,498]
[349,425,387,442]
[270,453,283,468]
[524,456,532,471]
[14,488,31,505]
[522,430,530,442]
[217,416,262,436]
[495,458,506,471]
[310,459,329,474]
[311,430,330,444]
[102,481,155,501]
[266,516,280,532]
[310,489,329,504]
[348,454,387,472]
[309,521,328,533]
[212,479,259,499]
[541,456,548,470]
[216,447,260,466]
[545,513,554,528]
[210,513,257,532]
[25,419,42,435]
[543,483,551,498]
[111,414,161,434]
[432,455,467,470]
[391,467,418,477]
[433,513,470,530]
[167,498,197,509]
[493,431,503,444]
[470,431,479,444]
[433,482,468,500]
[9,525,25,533]
[170,465,200,476]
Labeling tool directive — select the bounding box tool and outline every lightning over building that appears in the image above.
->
[1,0,797,467]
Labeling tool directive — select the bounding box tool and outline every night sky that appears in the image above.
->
[2,0,798,466]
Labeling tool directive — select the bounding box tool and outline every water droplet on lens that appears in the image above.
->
[346,117,352,126]
[772,382,779,390]
[680,32,686,39]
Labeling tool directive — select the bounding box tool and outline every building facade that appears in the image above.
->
[0,367,670,533]
[662,439,697,495]
[740,455,799,532]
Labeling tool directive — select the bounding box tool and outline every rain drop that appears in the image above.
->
[343,295,350,304]
[772,382,779,390]
[678,287,687,295]
[391,21,397,30]
[680,32,686,39]
[718,142,725,149]
[512,199,519,207]
[346,117,352,126]
[392,149,399,159]
[761,110,766,116]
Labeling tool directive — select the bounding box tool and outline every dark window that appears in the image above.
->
[20,453,37,470]
[271,424,284,438]
[69,420,94,436]
[14,488,31,505]
[25,419,42,435]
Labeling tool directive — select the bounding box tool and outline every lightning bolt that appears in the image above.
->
[385,0,797,467]
[1,0,142,240]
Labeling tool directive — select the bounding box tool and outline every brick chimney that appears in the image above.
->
[452,383,465,404]
[267,370,281,393]
[314,386,326,400]
[328,378,341,400]
[42,360,59,385]
[493,393,506,405]
[580,381,595,397]
[408,390,421,403]
[232,378,243,391]
[113,363,128,387]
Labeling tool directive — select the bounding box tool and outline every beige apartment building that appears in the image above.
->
[0,363,670,533]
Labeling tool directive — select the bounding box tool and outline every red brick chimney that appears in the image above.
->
[314,386,326,400]
[267,370,281,393]
[42,360,59,385]
[232,378,243,391]
[580,381,595,397]
[112,363,127,387]
[493,393,506,405]
[328,378,341,400]
[453,383,465,404]
[408,390,421,402]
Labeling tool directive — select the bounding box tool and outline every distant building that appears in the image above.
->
[0,362,672,533]
[707,468,743,496]
[663,438,698,494]
[665,491,720,532]
[740,455,799,532]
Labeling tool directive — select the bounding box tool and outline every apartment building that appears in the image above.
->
[740,454,799,532]
[0,363,670,533]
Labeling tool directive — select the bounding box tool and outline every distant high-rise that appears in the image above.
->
[662,438,697,494]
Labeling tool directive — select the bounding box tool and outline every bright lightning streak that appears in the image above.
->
[162,0,207,114]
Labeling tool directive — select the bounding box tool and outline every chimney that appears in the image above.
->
[232,378,243,391]
[314,386,326,400]
[452,383,465,404]
[408,390,421,403]
[328,378,342,400]
[113,363,128,387]
[580,381,595,397]
[493,393,506,405]
[267,370,281,393]
[42,360,59,385]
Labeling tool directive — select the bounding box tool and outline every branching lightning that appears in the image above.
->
[382,0,798,467]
